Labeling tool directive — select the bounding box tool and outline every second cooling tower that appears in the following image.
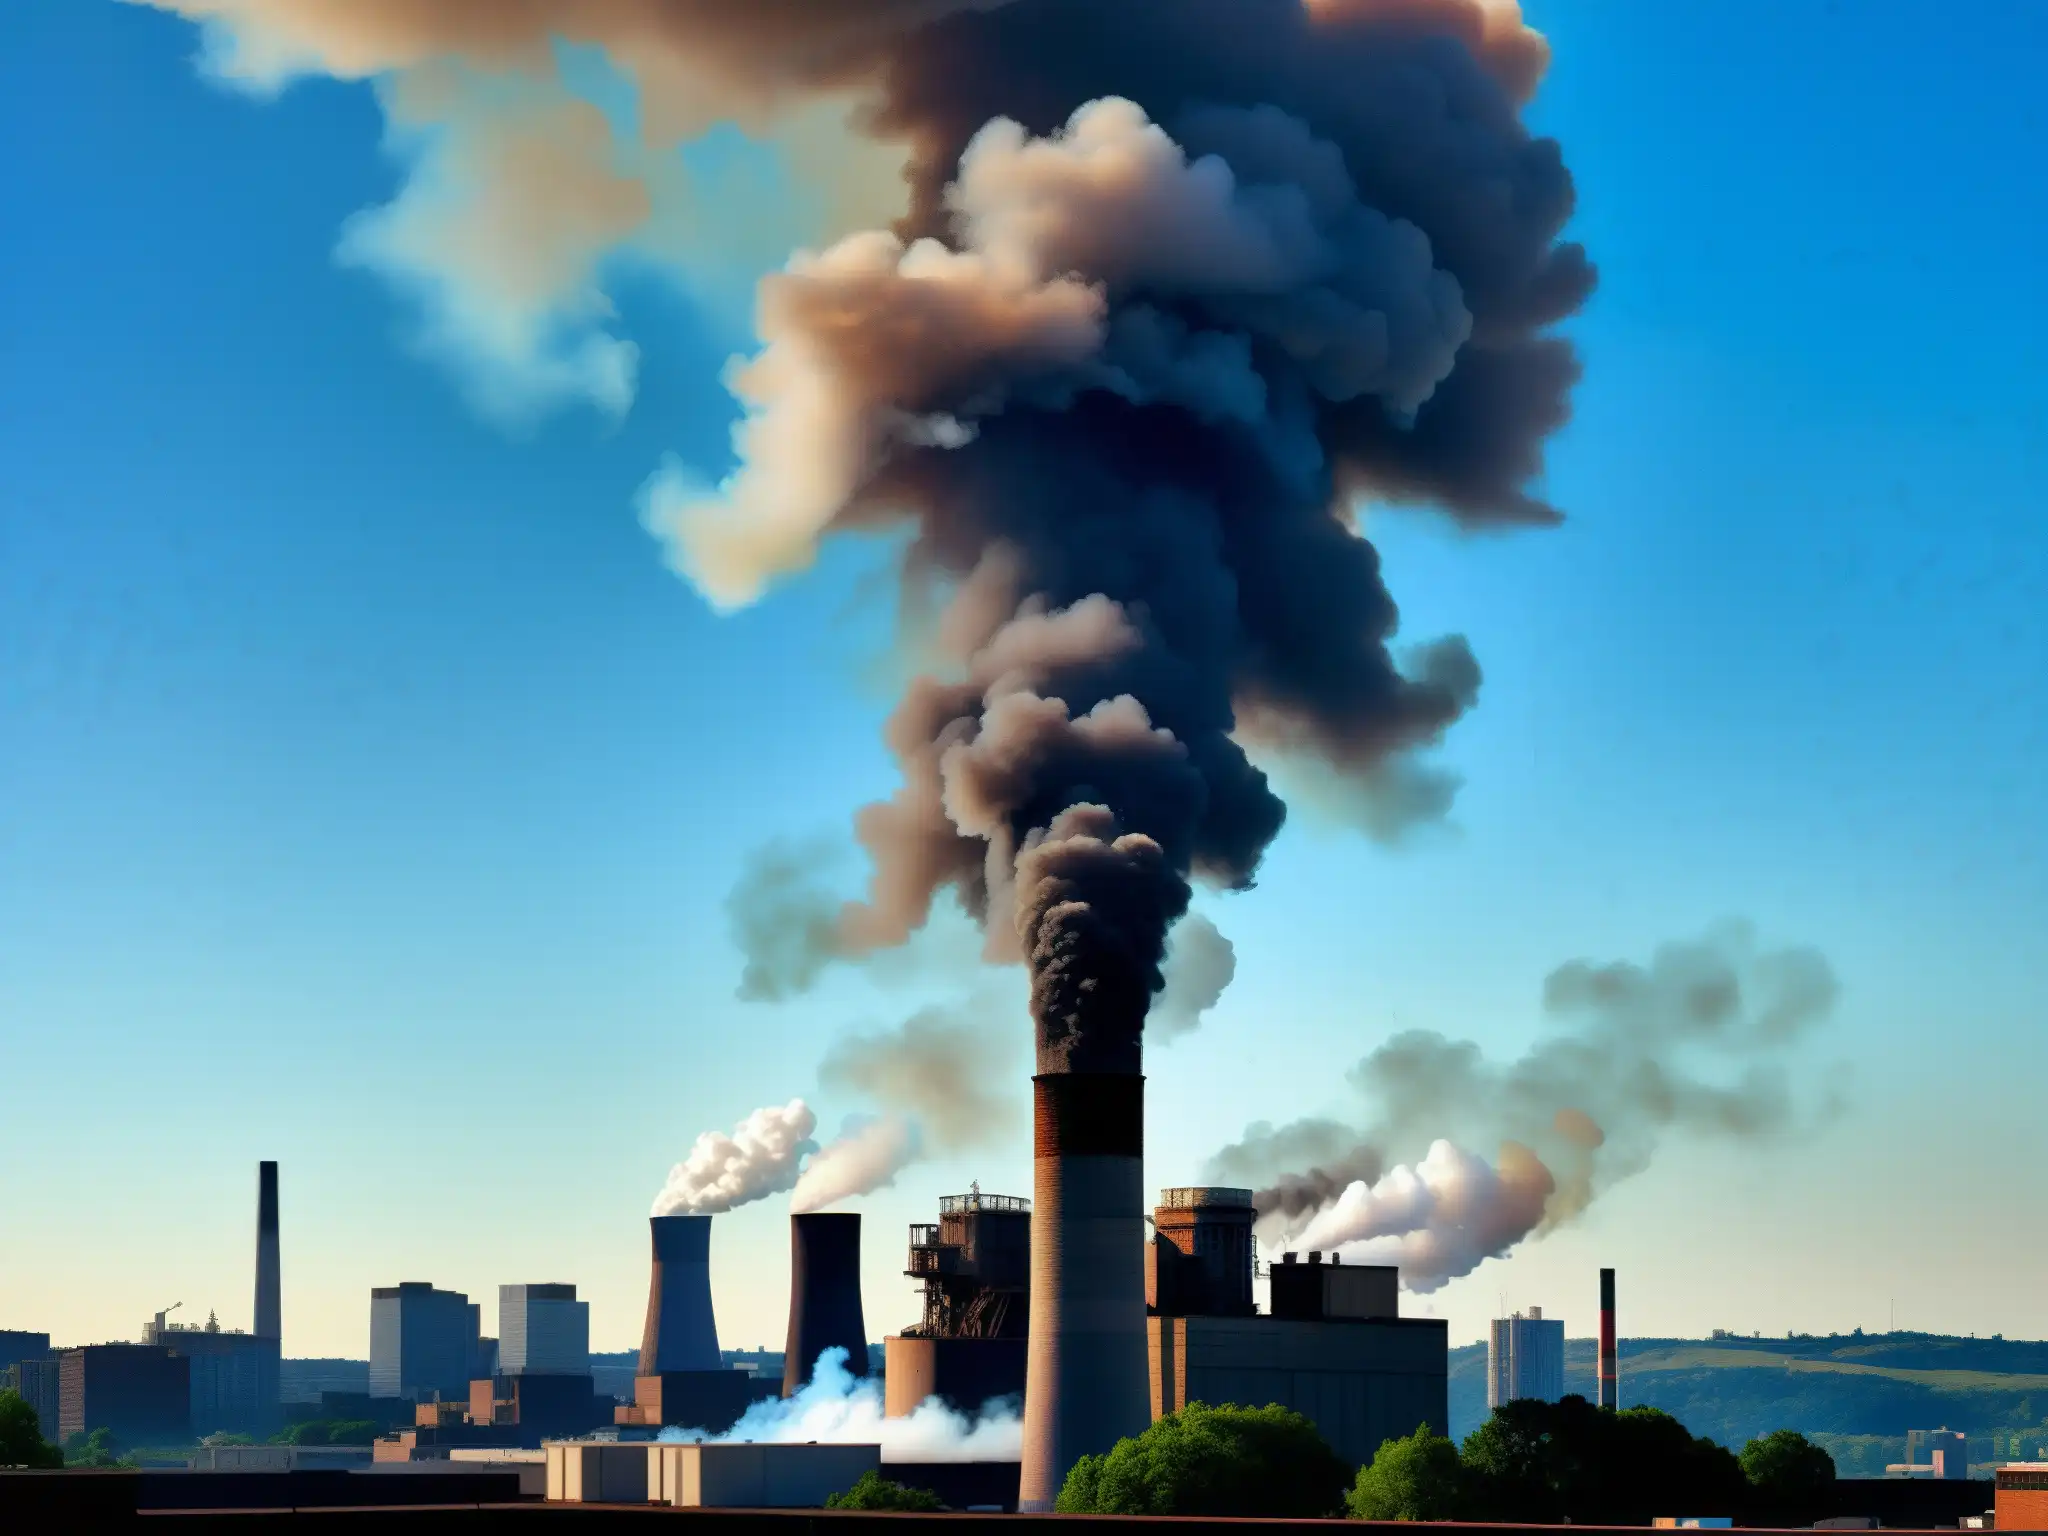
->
[641,1215,722,1374]
[782,1213,869,1396]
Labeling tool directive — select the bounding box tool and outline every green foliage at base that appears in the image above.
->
[824,1469,945,1510]
[63,1428,134,1468]
[1741,1428,1837,1498]
[1346,1396,1839,1523]
[1347,1423,1465,1521]
[272,1418,377,1446]
[1056,1401,1350,1518]
[0,1390,62,1469]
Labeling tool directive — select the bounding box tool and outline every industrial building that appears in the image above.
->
[145,1305,281,1438]
[784,1212,869,1396]
[886,1187,1029,1419]
[615,1215,778,1432]
[499,1284,589,1377]
[369,1283,485,1403]
[1889,1428,1971,1479]
[1145,1188,1449,1471]
[58,1343,190,1446]
[1488,1306,1566,1408]
[1997,1465,2048,1530]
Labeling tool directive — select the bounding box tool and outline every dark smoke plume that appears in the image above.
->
[654,0,1592,1058]
[1204,923,1845,1287]
[141,0,1594,1064]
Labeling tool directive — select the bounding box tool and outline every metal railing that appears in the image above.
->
[938,1191,1030,1215]
[1158,1186,1255,1210]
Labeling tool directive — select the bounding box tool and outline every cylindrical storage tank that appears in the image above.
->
[641,1215,722,1375]
[782,1213,869,1396]
[883,1335,1028,1419]
[1018,1072,1150,1511]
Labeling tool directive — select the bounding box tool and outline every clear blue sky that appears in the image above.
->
[2,1,2042,1359]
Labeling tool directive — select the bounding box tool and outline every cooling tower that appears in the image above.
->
[1018,1071,1149,1511]
[254,1161,280,1341]
[781,1213,869,1396]
[639,1215,722,1376]
[1597,1267,1617,1410]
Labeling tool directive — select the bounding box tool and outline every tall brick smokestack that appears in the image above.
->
[254,1160,280,1341]
[1022,1069,1148,1507]
[1598,1266,1617,1410]
[783,1212,870,1395]
[641,1215,723,1375]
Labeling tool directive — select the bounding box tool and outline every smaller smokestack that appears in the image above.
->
[1598,1267,1617,1410]
[783,1212,869,1396]
[254,1161,280,1341]
[641,1216,723,1375]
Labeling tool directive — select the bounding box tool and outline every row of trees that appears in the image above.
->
[1054,1395,1837,1521]
[0,1389,385,1470]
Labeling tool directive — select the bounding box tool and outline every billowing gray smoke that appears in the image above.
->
[638,2,1594,1060]
[1206,923,1845,1288]
[143,0,1592,1055]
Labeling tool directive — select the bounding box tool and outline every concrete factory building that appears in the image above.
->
[886,1186,1030,1419]
[370,1282,485,1403]
[499,1284,589,1377]
[1488,1307,1566,1408]
[1146,1188,1449,1470]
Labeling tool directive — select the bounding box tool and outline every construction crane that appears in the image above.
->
[149,1300,182,1341]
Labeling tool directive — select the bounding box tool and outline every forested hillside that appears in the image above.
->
[1448,1333,2048,1475]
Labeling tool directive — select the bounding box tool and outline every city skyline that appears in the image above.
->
[3,0,2044,1363]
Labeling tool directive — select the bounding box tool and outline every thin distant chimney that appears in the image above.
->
[255,1161,281,1341]
[1597,1267,1617,1410]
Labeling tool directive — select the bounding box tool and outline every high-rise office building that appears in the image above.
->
[499,1285,590,1377]
[369,1284,480,1402]
[145,1308,280,1438]
[58,1344,190,1446]
[1487,1306,1566,1409]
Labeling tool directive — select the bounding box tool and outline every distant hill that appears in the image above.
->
[1449,1333,2048,1476]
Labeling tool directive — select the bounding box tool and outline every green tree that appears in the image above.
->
[1741,1429,1836,1499]
[0,1390,63,1469]
[64,1428,132,1468]
[825,1470,945,1511]
[1347,1422,1466,1521]
[1056,1401,1350,1518]
[1460,1397,1747,1526]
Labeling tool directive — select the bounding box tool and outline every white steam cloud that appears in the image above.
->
[657,1347,1022,1462]
[1211,922,1844,1290]
[790,1114,923,1214]
[652,1100,818,1217]
[1293,1139,1555,1292]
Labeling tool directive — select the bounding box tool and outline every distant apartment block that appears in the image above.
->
[369,1283,482,1403]
[1488,1307,1566,1409]
[145,1308,280,1438]
[58,1344,190,1446]
[499,1285,589,1377]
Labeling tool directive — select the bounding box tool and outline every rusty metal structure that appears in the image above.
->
[905,1186,1032,1340]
